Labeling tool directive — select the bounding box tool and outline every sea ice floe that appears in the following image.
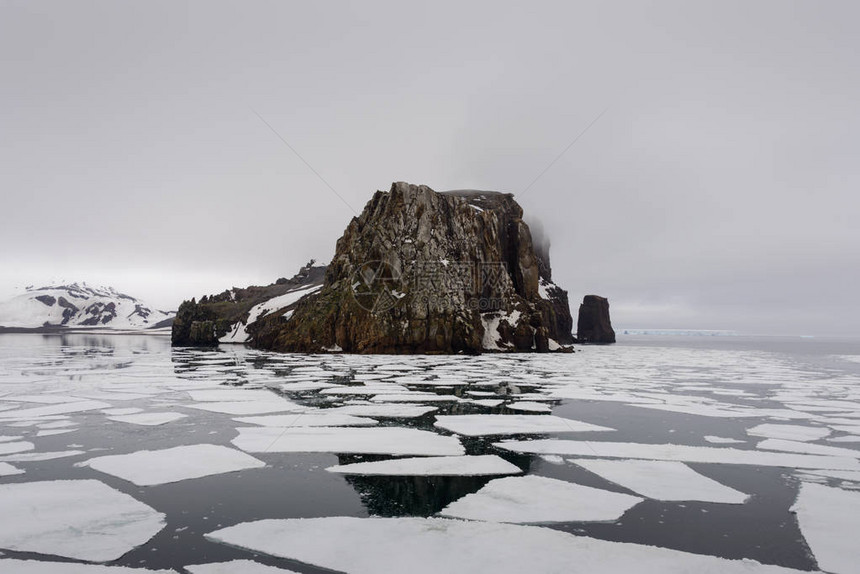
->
[184,400,305,415]
[756,438,860,458]
[0,442,33,456]
[799,469,860,482]
[327,455,522,476]
[326,404,437,418]
[464,399,503,408]
[0,462,24,476]
[370,393,460,403]
[232,426,464,456]
[439,475,642,523]
[829,435,860,443]
[704,436,746,444]
[0,435,23,443]
[187,389,280,402]
[573,459,749,503]
[107,412,187,426]
[206,516,802,574]
[506,401,552,413]
[320,384,410,396]
[36,429,76,437]
[234,413,377,427]
[185,560,295,574]
[0,479,165,561]
[747,424,831,442]
[81,444,266,486]
[434,414,613,436]
[495,440,860,470]
[0,559,177,573]
[0,450,85,462]
[0,400,111,420]
[279,381,340,392]
[101,408,144,416]
[791,482,860,574]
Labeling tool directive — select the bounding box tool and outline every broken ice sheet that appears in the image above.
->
[327,455,522,476]
[185,560,296,573]
[747,424,831,442]
[232,426,464,456]
[81,444,266,486]
[107,412,187,426]
[0,559,177,573]
[573,459,749,503]
[0,462,24,476]
[0,479,165,561]
[326,404,437,418]
[506,401,552,413]
[0,442,33,456]
[438,474,641,523]
[704,436,745,444]
[187,389,281,402]
[756,438,860,458]
[434,414,613,436]
[495,439,860,470]
[206,516,803,574]
[184,400,306,415]
[233,413,377,427]
[791,482,860,574]
[101,407,144,416]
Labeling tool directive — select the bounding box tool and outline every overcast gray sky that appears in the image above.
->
[1,1,858,336]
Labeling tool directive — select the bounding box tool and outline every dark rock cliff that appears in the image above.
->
[576,294,616,344]
[171,262,325,346]
[251,182,574,354]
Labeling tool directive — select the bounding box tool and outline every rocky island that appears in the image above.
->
[173,182,613,353]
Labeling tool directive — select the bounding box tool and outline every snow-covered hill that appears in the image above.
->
[0,283,174,330]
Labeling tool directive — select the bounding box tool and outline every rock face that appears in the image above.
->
[576,295,616,344]
[171,262,325,346]
[252,182,574,354]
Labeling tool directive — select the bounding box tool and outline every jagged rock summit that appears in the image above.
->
[247,182,574,353]
[0,283,174,330]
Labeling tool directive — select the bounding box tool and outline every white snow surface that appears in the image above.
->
[0,560,176,573]
[232,426,464,456]
[747,424,831,442]
[326,455,522,476]
[185,560,296,574]
[0,283,173,329]
[218,285,321,344]
[233,413,377,427]
[439,475,642,523]
[573,459,749,503]
[0,479,165,561]
[791,482,860,574]
[496,440,860,470]
[507,401,553,413]
[81,444,266,486]
[434,414,613,436]
[184,400,305,415]
[206,516,803,574]
[327,404,437,418]
[0,462,24,476]
[107,412,187,426]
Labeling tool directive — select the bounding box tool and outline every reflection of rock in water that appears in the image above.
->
[337,452,533,517]
[344,474,493,517]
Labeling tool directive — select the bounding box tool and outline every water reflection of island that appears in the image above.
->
[335,450,534,517]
